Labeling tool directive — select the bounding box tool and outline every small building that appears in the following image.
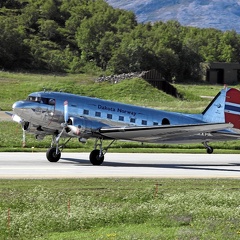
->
[205,62,240,84]
[141,69,181,98]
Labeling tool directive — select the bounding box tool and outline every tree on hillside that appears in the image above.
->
[218,30,240,62]
[1,0,240,81]
[0,17,30,69]
[108,24,154,73]
[0,0,23,8]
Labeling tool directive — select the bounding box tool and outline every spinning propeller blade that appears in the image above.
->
[8,113,26,147]
[9,113,23,123]
[64,100,68,124]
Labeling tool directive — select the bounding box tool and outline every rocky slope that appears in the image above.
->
[106,0,240,32]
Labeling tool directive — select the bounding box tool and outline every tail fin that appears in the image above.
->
[202,87,240,129]
[224,88,240,129]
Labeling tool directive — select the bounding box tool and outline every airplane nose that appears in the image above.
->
[12,101,25,115]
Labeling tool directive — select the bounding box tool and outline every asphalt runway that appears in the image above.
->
[0,111,12,121]
[0,152,240,179]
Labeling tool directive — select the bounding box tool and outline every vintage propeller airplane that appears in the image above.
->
[9,86,240,165]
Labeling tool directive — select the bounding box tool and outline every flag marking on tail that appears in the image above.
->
[225,102,240,115]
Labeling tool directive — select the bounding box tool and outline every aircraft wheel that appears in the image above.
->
[46,148,61,162]
[89,149,104,165]
[206,146,213,154]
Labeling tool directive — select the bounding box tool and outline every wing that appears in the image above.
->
[96,123,237,144]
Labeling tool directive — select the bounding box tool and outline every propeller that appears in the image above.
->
[12,114,23,123]
[11,114,26,147]
[62,100,82,136]
[64,100,68,125]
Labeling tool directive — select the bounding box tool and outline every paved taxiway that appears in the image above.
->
[0,152,240,178]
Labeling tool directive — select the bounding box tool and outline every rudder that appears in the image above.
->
[203,87,240,129]
[225,88,240,129]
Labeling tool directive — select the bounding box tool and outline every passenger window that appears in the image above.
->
[153,122,158,125]
[95,112,101,117]
[107,114,112,119]
[119,116,124,121]
[130,118,136,123]
[83,109,89,115]
[142,120,147,125]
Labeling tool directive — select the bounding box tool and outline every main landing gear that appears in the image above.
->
[46,133,115,165]
[89,138,115,165]
[46,133,72,162]
[203,142,214,154]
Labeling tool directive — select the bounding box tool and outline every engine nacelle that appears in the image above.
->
[65,125,83,136]
[22,121,45,136]
[65,117,107,138]
[22,121,40,132]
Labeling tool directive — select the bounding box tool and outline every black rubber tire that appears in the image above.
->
[89,149,104,165]
[46,147,61,162]
[206,146,213,154]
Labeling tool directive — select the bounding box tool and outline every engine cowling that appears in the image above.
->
[22,121,44,134]
[64,117,107,138]
[65,125,82,136]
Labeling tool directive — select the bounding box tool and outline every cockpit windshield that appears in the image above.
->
[27,96,41,102]
[27,96,55,105]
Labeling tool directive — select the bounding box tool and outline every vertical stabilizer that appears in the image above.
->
[203,87,240,129]
[224,88,240,129]
[202,88,227,124]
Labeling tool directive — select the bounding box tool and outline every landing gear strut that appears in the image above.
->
[89,138,115,165]
[203,142,214,154]
[46,133,71,162]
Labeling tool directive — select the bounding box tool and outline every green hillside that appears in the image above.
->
[1,0,240,82]
[0,71,227,113]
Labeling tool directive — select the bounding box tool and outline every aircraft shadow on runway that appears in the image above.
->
[60,157,240,173]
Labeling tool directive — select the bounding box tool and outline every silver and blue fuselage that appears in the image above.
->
[13,91,205,133]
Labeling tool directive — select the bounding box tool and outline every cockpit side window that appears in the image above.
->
[48,98,55,105]
[41,98,55,105]
[27,96,55,105]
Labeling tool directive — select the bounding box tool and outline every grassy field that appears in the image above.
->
[0,178,240,239]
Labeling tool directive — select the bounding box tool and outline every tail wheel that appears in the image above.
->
[206,146,213,154]
[89,149,104,165]
[46,147,61,162]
